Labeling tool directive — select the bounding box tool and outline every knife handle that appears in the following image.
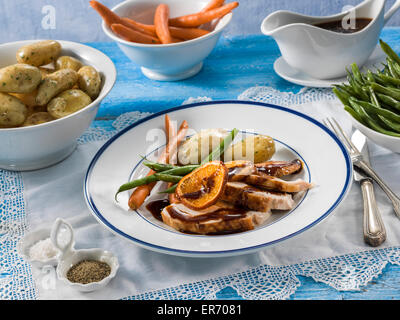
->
[361,178,386,247]
[356,160,400,219]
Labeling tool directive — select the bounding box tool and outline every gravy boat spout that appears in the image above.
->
[261,0,400,80]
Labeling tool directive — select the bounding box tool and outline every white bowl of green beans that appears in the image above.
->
[334,39,400,153]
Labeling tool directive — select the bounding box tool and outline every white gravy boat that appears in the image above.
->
[261,0,400,79]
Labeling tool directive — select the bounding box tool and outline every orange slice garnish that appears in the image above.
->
[176,161,228,210]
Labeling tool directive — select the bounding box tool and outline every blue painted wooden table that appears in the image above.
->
[90,29,400,300]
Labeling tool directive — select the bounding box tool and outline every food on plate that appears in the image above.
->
[160,202,272,235]
[16,40,62,67]
[0,64,42,93]
[176,161,228,210]
[56,56,83,72]
[177,128,275,165]
[333,39,400,138]
[0,93,28,128]
[126,118,189,209]
[225,134,276,164]
[0,40,102,128]
[47,89,92,119]
[116,115,313,235]
[90,0,238,45]
[78,66,102,100]
[23,112,54,127]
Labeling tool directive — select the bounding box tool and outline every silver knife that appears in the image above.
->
[351,130,386,247]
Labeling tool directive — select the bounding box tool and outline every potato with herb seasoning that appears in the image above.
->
[16,40,61,67]
[0,93,28,128]
[36,69,78,106]
[78,66,101,99]
[0,64,41,93]
[47,89,91,119]
[56,56,83,72]
[22,112,54,127]
[225,135,276,163]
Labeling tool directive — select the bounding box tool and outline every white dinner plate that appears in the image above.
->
[84,101,352,257]
[273,45,386,88]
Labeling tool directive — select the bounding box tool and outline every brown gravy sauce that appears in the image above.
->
[166,206,248,223]
[256,159,302,176]
[314,18,372,33]
[145,199,249,235]
[146,199,170,222]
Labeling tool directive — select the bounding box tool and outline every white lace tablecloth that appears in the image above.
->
[2,86,400,300]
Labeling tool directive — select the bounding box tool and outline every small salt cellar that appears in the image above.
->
[50,218,119,292]
[17,227,61,267]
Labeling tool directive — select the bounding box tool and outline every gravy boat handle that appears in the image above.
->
[385,0,400,24]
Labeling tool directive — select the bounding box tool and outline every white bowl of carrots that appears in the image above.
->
[91,0,238,81]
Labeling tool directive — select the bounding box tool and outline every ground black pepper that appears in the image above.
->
[66,260,111,284]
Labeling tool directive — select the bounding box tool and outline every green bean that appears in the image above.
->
[201,128,239,164]
[378,115,400,133]
[376,93,400,111]
[368,87,380,107]
[351,63,365,84]
[349,99,400,137]
[142,160,177,172]
[374,73,400,87]
[159,183,178,194]
[332,87,350,106]
[143,160,198,175]
[350,97,400,123]
[386,58,400,79]
[344,105,367,126]
[380,39,400,65]
[370,82,400,100]
[116,173,183,197]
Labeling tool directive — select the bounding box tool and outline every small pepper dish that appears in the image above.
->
[50,218,119,292]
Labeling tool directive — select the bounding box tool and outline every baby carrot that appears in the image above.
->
[123,18,210,40]
[90,1,122,27]
[111,24,161,44]
[154,4,173,44]
[128,119,189,209]
[169,1,238,28]
[201,0,225,12]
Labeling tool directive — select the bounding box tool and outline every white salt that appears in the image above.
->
[29,238,58,261]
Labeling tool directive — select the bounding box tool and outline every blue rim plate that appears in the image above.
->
[84,101,352,257]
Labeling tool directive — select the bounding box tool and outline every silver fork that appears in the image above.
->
[323,117,400,220]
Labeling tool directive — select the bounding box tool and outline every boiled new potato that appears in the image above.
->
[36,69,78,106]
[39,66,54,78]
[47,89,91,119]
[0,64,41,93]
[178,129,276,164]
[225,135,276,163]
[56,56,83,72]
[23,112,54,127]
[0,93,28,128]
[78,66,101,99]
[178,129,228,165]
[11,90,39,109]
[16,40,61,67]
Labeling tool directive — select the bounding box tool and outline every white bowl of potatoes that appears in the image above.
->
[0,40,116,171]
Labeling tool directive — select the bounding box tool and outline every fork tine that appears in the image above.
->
[330,117,360,152]
[323,118,354,153]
